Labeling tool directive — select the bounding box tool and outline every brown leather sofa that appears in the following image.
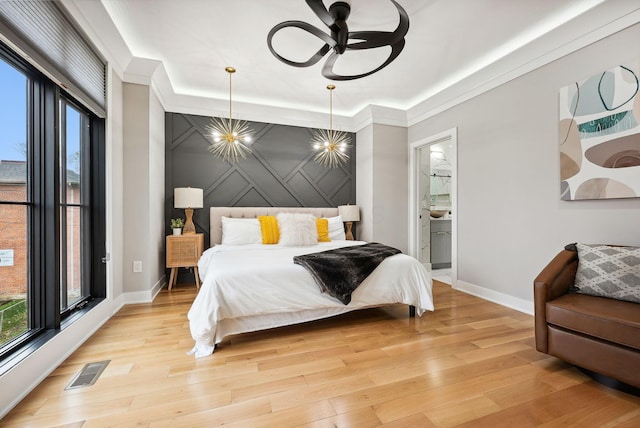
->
[534,247,640,388]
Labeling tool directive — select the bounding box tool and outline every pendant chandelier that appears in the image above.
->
[207,67,252,163]
[312,84,350,168]
[267,0,409,81]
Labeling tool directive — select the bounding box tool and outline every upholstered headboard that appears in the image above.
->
[210,206,339,247]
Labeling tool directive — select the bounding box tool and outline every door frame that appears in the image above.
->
[408,127,457,285]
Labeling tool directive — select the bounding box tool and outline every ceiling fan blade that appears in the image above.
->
[346,1,409,49]
[322,38,405,81]
[305,0,336,29]
[267,20,334,67]
[346,31,389,50]
[389,0,410,42]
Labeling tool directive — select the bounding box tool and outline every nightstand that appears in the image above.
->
[166,233,204,290]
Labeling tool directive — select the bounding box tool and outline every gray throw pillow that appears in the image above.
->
[574,243,640,304]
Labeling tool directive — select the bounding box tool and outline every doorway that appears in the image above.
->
[409,128,457,285]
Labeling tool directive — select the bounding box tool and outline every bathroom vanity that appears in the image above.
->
[430,218,451,269]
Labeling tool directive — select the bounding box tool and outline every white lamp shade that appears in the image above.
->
[338,204,360,222]
[174,187,203,209]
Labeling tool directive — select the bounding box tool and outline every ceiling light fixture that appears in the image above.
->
[267,0,409,81]
[312,84,350,168]
[206,67,252,162]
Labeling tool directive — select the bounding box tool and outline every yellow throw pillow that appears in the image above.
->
[258,215,279,244]
[316,218,330,242]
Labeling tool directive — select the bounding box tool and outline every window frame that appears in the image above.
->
[59,96,92,314]
[0,40,106,366]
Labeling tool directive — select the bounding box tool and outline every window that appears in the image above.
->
[0,56,29,348]
[60,99,90,312]
[0,42,105,362]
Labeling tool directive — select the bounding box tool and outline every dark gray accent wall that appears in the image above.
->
[165,112,356,247]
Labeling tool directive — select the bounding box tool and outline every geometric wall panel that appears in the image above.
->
[165,112,356,247]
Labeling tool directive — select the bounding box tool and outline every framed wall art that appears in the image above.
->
[559,60,640,200]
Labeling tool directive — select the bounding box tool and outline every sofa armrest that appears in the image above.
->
[533,249,578,352]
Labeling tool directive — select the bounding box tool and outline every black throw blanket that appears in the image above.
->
[293,242,401,305]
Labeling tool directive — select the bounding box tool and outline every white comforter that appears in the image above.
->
[188,241,433,357]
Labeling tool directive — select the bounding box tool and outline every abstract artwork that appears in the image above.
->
[559,60,640,200]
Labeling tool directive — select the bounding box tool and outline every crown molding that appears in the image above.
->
[407,3,640,125]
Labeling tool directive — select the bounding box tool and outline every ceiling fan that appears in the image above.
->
[267,0,409,81]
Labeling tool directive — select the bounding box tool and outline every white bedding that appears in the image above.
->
[188,240,433,357]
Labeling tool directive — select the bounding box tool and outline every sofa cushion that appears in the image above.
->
[573,243,640,304]
[546,293,640,350]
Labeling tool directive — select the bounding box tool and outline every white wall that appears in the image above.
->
[356,124,373,242]
[356,123,409,252]
[108,71,124,302]
[409,23,640,311]
[122,83,166,298]
[149,89,166,287]
[372,124,409,252]
[123,83,152,293]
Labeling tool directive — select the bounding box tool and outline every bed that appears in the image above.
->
[187,207,434,358]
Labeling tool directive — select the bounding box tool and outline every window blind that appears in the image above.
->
[0,1,106,117]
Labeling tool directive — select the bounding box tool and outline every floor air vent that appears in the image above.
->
[65,360,110,390]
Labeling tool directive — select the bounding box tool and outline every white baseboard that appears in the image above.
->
[110,293,125,315]
[454,279,534,315]
[122,275,166,304]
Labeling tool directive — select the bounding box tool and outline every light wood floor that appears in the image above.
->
[3,281,640,427]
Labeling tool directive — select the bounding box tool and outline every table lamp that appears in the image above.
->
[174,187,203,234]
[338,204,360,240]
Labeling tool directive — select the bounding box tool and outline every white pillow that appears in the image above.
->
[277,213,317,246]
[326,215,346,241]
[221,217,261,245]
